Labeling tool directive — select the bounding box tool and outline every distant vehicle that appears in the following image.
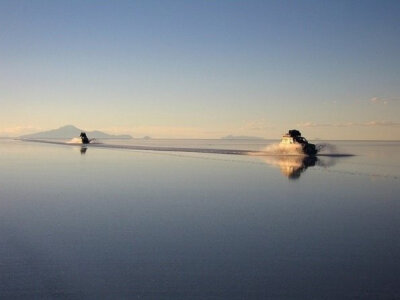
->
[280,129,317,156]
[80,132,90,144]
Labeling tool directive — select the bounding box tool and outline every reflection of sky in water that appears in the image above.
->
[0,139,400,298]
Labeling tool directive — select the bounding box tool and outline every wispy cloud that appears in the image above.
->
[363,121,400,127]
[298,121,400,128]
[298,122,354,128]
[369,97,400,105]
[0,125,42,136]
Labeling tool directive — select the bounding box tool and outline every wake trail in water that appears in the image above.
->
[254,142,343,156]
[316,143,338,154]
[66,138,101,144]
[21,139,353,157]
[67,138,82,144]
[254,143,304,156]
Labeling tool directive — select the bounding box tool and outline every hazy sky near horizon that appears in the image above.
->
[1,0,399,139]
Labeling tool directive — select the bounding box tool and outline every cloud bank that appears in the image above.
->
[369,97,400,105]
[298,121,400,128]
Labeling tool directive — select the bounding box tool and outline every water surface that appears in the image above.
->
[0,139,399,299]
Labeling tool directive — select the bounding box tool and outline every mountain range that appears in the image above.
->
[20,125,132,139]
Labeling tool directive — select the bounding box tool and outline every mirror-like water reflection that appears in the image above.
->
[258,155,318,179]
[0,139,399,299]
[80,146,87,155]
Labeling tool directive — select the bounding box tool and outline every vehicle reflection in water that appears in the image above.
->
[75,144,337,179]
[80,146,88,155]
[258,155,319,179]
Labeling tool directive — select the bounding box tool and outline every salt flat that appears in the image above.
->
[0,138,399,299]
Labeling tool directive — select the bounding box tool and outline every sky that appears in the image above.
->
[1,0,399,139]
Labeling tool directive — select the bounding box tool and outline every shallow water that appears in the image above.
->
[0,138,399,299]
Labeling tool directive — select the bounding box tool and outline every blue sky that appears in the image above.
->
[1,0,399,139]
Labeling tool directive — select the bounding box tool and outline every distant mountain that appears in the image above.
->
[221,135,264,140]
[20,125,132,139]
